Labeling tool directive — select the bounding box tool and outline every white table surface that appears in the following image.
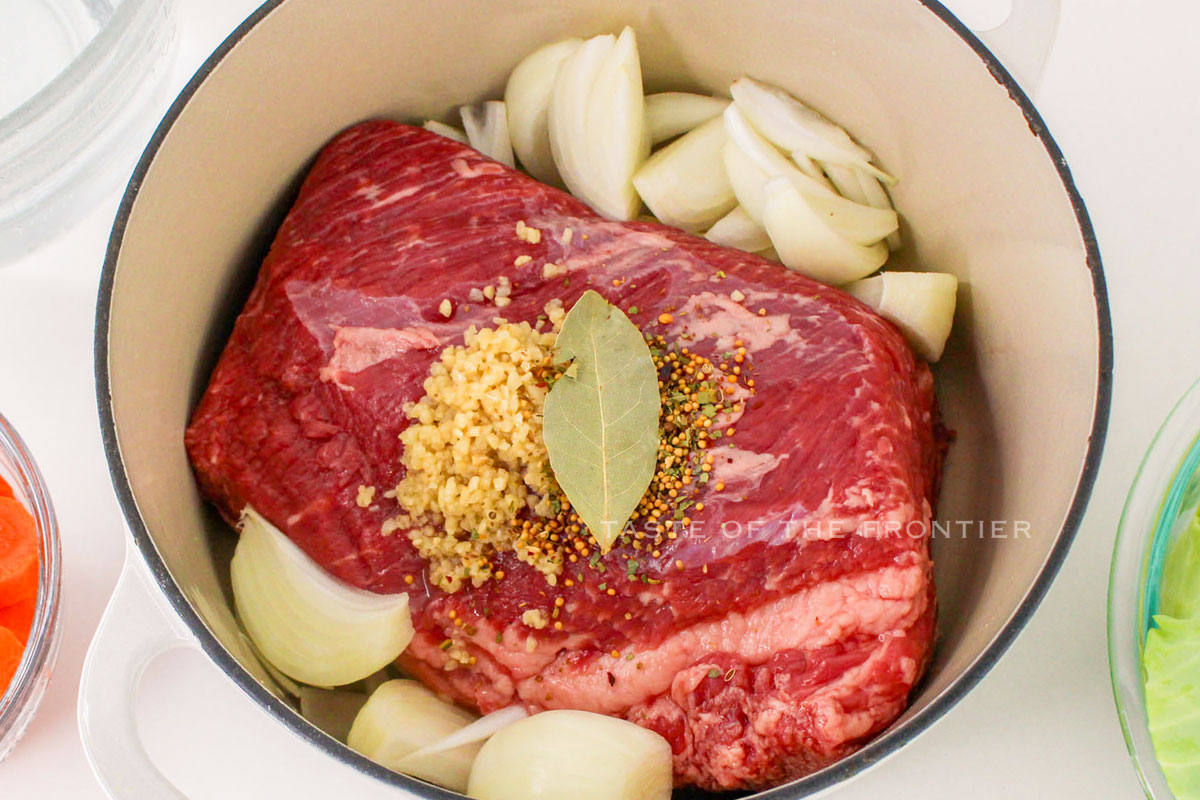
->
[0,0,1185,796]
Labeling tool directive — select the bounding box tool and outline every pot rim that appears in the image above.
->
[93,1,1113,797]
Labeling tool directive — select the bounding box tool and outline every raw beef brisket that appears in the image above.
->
[186,121,941,792]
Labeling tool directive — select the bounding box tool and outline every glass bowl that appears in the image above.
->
[0,412,63,761]
[0,0,178,265]
[1108,376,1200,799]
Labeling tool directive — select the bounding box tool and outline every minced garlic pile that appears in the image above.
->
[388,309,566,592]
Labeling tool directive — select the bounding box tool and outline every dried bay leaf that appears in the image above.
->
[543,291,660,551]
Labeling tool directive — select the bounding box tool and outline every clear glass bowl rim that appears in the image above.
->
[0,412,63,744]
[1107,376,1200,800]
[0,0,178,265]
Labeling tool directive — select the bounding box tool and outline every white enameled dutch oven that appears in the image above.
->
[83,1,1110,797]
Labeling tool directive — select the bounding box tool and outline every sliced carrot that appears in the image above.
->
[0,498,38,607]
[0,596,35,644]
[0,626,23,692]
[0,474,12,498]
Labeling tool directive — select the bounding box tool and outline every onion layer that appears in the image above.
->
[791,150,836,190]
[423,120,468,144]
[855,167,903,250]
[824,163,902,250]
[230,507,413,687]
[846,271,959,361]
[705,205,770,252]
[633,117,734,231]
[644,92,729,144]
[461,101,515,167]
[468,710,672,800]
[723,104,835,205]
[761,178,887,284]
[722,137,774,223]
[822,162,869,204]
[505,39,582,185]
[397,705,528,765]
[348,679,480,792]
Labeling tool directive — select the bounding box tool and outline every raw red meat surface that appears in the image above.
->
[185,121,942,792]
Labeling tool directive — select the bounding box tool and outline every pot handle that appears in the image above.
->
[78,550,195,799]
[969,0,1062,94]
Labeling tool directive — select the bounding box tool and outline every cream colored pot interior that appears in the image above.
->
[101,0,1104,795]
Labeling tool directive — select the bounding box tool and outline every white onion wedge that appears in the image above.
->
[644,92,729,144]
[730,77,894,184]
[804,192,899,246]
[589,27,650,217]
[397,705,528,764]
[460,101,515,167]
[824,162,902,250]
[855,168,903,250]
[846,271,958,360]
[468,710,672,800]
[792,150,836,191]
[300,686,369,743]
[549,27,648,220]
[761,178,887,284]
[348,680,480,792]
[423,120,468,144]
[821,162,870,204]
[705,205,771,252]
[505,38,582,185]
[722,138,772,223]
[722,114,898,245]
[231,507,413,687]
[548,33,612,207]
[633,117,734,231]
[757,245,781,261]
